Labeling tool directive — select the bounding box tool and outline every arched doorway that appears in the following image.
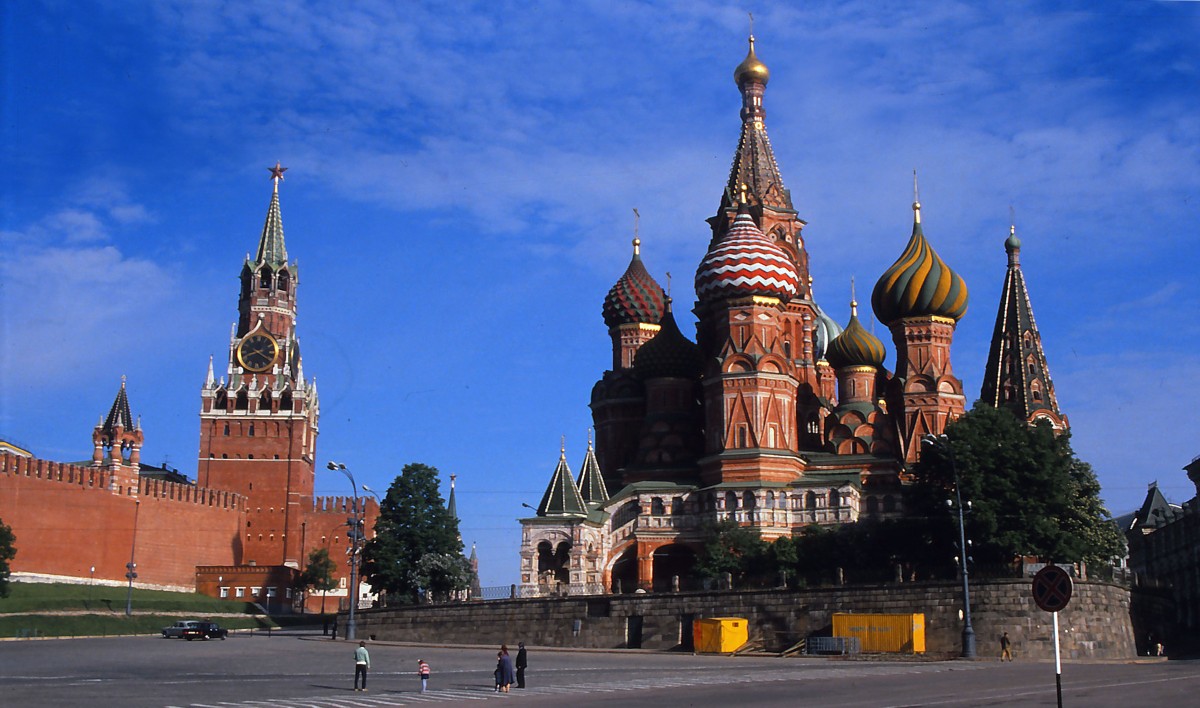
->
[610,547,638,594]
[537,539,571,589]
[652,544,697,592]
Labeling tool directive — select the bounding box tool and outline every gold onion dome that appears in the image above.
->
[825,300,886,369]
[734,35,770,86]
[871,200,969,325]
[603,238,666,328]
[633,300,704,380]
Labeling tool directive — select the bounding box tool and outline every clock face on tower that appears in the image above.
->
[237,333,279,372]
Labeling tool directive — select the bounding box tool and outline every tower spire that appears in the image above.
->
[535,443,587,517]
[255,163,289,267]
[913,169,922,224]
[980,222,1068,431]
[576,432,610,507]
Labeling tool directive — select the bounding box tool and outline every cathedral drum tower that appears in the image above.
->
[197,163,319,568]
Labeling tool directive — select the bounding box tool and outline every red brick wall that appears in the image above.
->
[0,452,244,590]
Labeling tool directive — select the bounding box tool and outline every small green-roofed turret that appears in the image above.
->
[576,433,610,506]
[536,440,587,517]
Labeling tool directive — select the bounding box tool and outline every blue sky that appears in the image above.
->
[2,1,1198,587]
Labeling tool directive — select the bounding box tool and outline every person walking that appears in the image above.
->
[353,641,370,692]
[1000,631,1012,662]
[493,651,504,692]
[498,644,515,693]
[417,659,431,693]
[515,642,528,689]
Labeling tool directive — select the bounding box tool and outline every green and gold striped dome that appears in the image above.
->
[825,300,886,369]
[871,201,968,325]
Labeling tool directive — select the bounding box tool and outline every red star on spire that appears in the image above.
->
[268,161,287,181]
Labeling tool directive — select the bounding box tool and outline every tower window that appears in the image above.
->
[223,423,230,436]
[248,423,255,437]
[737,426,749,448]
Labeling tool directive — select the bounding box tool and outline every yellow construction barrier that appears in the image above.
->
[832,613,925,653]
[693,617,749,653]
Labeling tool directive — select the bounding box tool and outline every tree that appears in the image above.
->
[360,463,465,604]
[412,552,473,603]
[694,520,769,587]
[0,518,14,598]
[298,548,337,613]
[909,403,1124,572]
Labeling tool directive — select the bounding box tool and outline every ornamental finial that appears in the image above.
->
[269,162,287,193]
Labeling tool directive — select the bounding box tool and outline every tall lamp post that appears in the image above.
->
[124,500,140,617]
[326,461,364,641]
[923,433,976,659]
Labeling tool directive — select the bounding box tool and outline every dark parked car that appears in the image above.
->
[162,620,201,639]
[196,622,228,640]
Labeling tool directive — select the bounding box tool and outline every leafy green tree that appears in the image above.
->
[298,548,337,613]
[694,520,769,587]
[0,518,13,598]
[360,463,464,604]
[910,403,1124,571]
[412,552,473,603]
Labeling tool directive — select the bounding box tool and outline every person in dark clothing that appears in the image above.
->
[516,642,528,688]
[497,644,515,692]
[1000,631,1012,661]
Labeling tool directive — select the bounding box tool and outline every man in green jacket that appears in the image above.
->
[354,641,371,691]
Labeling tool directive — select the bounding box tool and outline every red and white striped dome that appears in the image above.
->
[695,211,799,303]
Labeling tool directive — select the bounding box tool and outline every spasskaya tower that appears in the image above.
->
[197,163,319,568]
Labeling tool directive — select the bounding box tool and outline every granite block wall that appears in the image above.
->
[352,579,1136,659]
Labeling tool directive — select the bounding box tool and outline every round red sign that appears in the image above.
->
[1032,565,1073,612]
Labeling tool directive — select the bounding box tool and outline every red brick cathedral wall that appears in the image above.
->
[0,452,245,590]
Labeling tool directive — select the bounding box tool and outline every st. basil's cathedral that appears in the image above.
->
[518,37,1064,595]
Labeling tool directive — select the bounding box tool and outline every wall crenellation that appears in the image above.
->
[1,452,245,512]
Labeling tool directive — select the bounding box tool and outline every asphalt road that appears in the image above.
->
[1,631,1195,707]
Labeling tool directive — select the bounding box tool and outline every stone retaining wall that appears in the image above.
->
[352,578,1135,659]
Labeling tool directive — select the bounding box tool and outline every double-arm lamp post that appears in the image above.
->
[922,433,976,659]
[326,461,364,641]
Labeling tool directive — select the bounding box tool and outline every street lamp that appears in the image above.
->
[326,461,364,641]
[923,433,976,659]
[125,500,140,617]
[361,484,382,505]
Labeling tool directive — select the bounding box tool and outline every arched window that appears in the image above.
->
[248,423,255,437]
[766,491,775,508]
[724,491,738,510]
[223,423,230,436]
[805,491,818,510]
[215,390,228,410]
[277,270,290,294]
[829,489,840,508]
[651,497,665,515]
[738,426,749,448]
[259,269,272,290]
[671,497,683,515]
[235,391,249,410]
[743,491,756,509]
[280,391,293,411]
[260,391,272,410]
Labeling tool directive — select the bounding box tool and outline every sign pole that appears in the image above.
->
[1032,564,1072,708]
[1052,610,1063,708]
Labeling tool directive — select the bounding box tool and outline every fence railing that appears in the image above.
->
[807,636,860,655]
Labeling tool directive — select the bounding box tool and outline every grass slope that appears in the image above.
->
[0,582,261,614]
[0,582,302,638]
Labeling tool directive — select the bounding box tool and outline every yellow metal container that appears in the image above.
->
[692,617,750,653]
[832,613,925,653]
